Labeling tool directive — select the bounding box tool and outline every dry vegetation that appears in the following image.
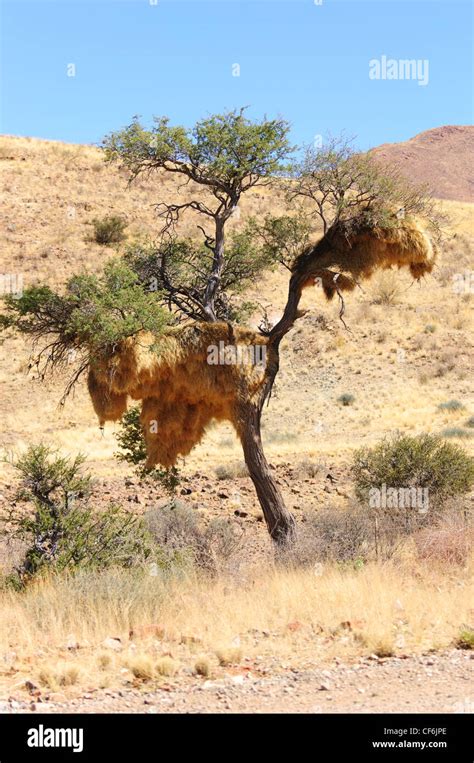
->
[0,135,473,702]
[0,552,472,696]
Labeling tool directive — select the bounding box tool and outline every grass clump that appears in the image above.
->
[455,628,474,650]
[91,215,127,245]
[437,399,464,412]
[194,657,212,677]
[216,647,243,666]
[337,393,355,406]
[155,656,179,677]
[128,655,155,680]
[441,428,473,439]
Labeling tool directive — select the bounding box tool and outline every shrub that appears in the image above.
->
[115,405,180,492]
[455,628,474,650]
[352,433,474,511]
[281,505,373,567]
[91,215,127,245]
[465,416,474,429]
[370,271,402,305]
[441,427,473,439]
[144,500,242,574]
[337,393,355,406]
[2,445,154,587]
[437,399,464,411]
[214,461,248,480]
[414,511,473,566]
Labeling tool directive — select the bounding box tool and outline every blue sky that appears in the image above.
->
[1,0,472,150]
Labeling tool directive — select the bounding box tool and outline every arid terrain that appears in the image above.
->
[0,129,473,713]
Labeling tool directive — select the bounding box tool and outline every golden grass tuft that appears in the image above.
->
[215,647,243,666]
[0,555,470,692]
[155,656,179,677]
[194,656,212,677]
[128,654,155,681]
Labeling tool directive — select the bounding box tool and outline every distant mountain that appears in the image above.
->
[371,125,474,202]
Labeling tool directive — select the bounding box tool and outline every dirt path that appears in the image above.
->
[3,650,472,714]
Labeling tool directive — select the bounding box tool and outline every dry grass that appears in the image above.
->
[0,556,471,695]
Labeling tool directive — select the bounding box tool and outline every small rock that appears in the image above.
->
[318,682,332,691]
[102,637,123,652]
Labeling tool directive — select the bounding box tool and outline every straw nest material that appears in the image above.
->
[88,323,269,468]
[293,214,437,298]
[88,215,437,468]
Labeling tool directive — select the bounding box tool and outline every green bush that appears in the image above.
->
[437,399,464,412]
[352,433,474,510]
[441,427,473,439]
[2,445,154,588]
[114,405,180,492]
[91,215,127,245]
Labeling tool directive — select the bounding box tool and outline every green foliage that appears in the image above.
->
[1,259,170,362]
[291,135,440,237]
[252,213,312,269]
[104,109,293,187]
[91,215,128,245]
[437,399,464,411]
[114,405,179,493]
[3,446,154,588]
[456,627,474,650]
[352,433,474,509]
[441,427,473,439]
[124,226,278,322]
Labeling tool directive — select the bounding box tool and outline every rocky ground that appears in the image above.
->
[3,650,472,714]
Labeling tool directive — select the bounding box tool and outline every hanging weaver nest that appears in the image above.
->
[88,214,437,469]
[88,323,269,468]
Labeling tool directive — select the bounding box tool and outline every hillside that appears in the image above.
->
[0,133,473,503]
[0,132,473,712]
[371,125,474,202]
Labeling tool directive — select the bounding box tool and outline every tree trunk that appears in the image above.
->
[237,401,296,546]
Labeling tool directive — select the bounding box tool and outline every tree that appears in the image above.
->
[104,108,293,322]
[1,114,439,546]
